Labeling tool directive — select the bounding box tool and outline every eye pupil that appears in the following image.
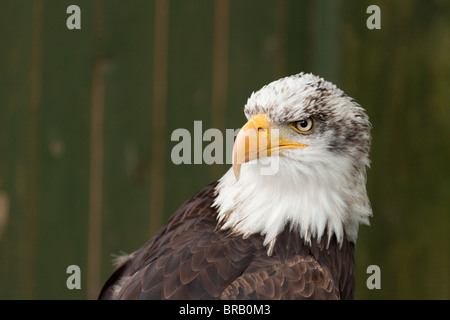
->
[291,117,314,133]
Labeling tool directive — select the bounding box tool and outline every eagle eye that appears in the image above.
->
[291,117,314,133]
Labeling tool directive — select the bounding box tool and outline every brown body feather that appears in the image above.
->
[98,182,355,300]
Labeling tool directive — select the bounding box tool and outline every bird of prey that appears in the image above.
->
[98,72,372,300]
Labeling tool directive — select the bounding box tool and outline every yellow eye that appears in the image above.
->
[291,117,314,133]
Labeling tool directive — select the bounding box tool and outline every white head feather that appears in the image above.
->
[213,73,372,253]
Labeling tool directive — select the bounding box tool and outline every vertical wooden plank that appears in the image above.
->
[87,0,106,299]
[273,0,289,78]
[226,0,277,131]
[149,0,169,236]
[25,0,43,299]
[285,0,311,74]
[209,0,230,180]
[0,0,95,299]
[33,0,93,299]
[309,0,342,83]
[340,0,450,299]
[0,0,34,299]
[163,0,215,222]
[99,0,155,292]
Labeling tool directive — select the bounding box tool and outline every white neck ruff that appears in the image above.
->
[212,153,372,254]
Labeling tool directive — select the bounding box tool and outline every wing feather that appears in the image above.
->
[99,182,354,300]
[220,255,340,300]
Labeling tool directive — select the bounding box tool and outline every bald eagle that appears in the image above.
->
[99,73,372,300]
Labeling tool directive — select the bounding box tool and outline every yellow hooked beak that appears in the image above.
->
[232,114,306,180]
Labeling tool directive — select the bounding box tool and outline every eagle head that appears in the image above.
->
[213,73,372,253]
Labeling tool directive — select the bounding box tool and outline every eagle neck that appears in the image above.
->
[212,157,371,254]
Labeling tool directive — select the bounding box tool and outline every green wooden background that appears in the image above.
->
[0,0,449,300]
